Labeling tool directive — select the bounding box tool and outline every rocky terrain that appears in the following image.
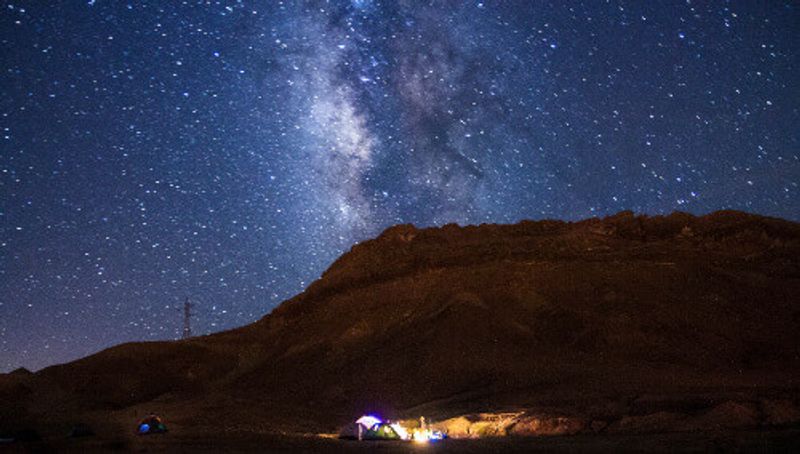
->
[2,210,799,451]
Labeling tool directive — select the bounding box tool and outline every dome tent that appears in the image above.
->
[339,415,407,441]
[339,415,380,440]
[365,422,405,440]
[136,414,167,435]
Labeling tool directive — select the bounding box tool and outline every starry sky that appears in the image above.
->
[1,1,798,372]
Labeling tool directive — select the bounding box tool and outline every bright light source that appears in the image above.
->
[356,415,381,429]
[390,423,409,440]
[412,428,445,442]
[351,415,445,443]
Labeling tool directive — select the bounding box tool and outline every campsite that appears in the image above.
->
[2,212,800,451]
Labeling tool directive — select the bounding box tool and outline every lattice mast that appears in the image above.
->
[182,297,195,339]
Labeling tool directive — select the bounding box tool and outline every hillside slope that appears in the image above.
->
[2,210,799,440]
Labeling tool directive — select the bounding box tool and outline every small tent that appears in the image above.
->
[339,415,380,440]
[136,414,167,435]
[339,415,408,441]
[364,422,404,440]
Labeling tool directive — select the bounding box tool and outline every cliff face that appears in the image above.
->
[2,211,800,438]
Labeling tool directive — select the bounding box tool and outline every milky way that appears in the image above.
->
[1,1,798,371]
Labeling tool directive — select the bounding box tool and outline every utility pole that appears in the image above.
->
[182,297,195,339]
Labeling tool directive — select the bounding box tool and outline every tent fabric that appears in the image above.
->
[338,422,367,440]
[136,415,167,435]
[339,415,407,441]
[339,422,403,440]
[364,423,402,440]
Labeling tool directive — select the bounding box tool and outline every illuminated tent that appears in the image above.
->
[339,415,408,441]
[136,414,167,435]
[339,415,379,440]
[364,422,405,440]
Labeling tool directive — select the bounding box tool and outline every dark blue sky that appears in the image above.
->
[1,1,798,372]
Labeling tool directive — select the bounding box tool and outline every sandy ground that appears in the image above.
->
[4,429,800,453]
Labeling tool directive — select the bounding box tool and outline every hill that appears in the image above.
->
[2,210,799,447]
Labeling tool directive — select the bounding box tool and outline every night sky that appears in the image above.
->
[1,1,798,372]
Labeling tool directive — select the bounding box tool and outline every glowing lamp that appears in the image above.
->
[356,415,382,429]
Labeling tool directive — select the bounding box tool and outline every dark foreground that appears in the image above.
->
[4,429,800,453]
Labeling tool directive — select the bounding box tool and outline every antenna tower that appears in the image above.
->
[182,297,195,339]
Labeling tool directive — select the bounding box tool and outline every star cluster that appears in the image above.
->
[1,1,798,371]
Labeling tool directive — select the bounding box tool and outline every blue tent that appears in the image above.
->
[137,414,167,435]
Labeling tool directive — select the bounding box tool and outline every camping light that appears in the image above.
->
[412,430,429,443]
[356,415,382,429]
[390,423,409,440]
[348,414,443,443]
[412,428,445,443]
